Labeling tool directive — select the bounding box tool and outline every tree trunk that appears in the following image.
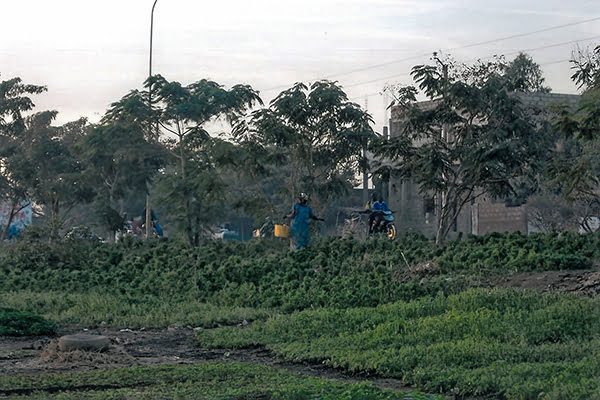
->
[435,192,455,246]
[185,198,194,246]
[108,184,115,209]
[178,136,195,246]
[193,216,201,246]
[435,217,448,246]
[49,197,61,241]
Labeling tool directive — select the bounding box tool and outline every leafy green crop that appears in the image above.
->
[197,288,600,399]
[0,362,439,399]
[2,233,599,397]
[0,308,56,336]
[2,232,597,315]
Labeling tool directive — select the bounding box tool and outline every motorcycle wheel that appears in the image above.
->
[386,223,397,240]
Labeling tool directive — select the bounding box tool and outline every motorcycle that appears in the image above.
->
[253,217,275,238]
[369,210,397,240]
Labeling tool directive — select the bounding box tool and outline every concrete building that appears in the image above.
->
[386,92,580,238]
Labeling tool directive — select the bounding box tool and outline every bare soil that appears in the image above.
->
[492,269,600,294]
[0,326,413,394]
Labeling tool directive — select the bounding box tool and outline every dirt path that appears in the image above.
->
[0,327,413,394]
[492,269,600,294]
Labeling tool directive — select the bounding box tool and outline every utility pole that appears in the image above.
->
[362,96,369,206]
[146,0,158,239]
[382,125,389,201]
[433,52,450,237]
[433,52,449,140]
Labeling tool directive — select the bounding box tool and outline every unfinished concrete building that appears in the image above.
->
[386,92,580,238]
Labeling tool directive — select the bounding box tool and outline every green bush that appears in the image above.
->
[0,308,56,336]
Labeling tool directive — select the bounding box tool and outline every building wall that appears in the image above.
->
[472,200,528,235]
[389,179,472,239]
[387,92,580,237]
[389,179,437,237]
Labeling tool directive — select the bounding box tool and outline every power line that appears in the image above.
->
[342,35,600,90]
[348,58,573,101]
[260,16,600,94]
[331,16,600,79]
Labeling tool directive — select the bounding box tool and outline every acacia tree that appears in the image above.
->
[135,75,262,245]
[374,58,549,245]
[233,80,375,209]
[102,89,157,141]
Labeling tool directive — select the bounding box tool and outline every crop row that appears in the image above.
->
[197,288,600,399]
[1,232,598,312]
[0,362,437,400]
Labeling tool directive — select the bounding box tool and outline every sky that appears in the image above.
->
[2,0,600,133]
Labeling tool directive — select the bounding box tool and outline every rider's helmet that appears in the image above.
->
[298,192,309,204]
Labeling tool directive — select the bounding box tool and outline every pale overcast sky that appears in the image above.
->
[1,0,599,132]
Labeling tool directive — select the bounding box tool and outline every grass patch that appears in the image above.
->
[0,291,271,329]
[197,288,600,399]
[0,362,438,399]
[0,308,56,337]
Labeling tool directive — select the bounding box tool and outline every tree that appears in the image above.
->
[505,52,551,93]
[101,89,157,141]
[11,111,95,239]
[527,192,578,233]
[0,76,46,239]
[571,44,600,91]
[233,80,375,209]
[154,138,236,245]
[374,57,549,245]
[78,121,166,235]
[546,44,600,231]
[135,75,263,245]
[0,76,46,135]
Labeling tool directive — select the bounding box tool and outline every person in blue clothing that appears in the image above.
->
[367,194,390,234]
[7,224,20,240]
[142,208,164,238]
[284,193,324,250]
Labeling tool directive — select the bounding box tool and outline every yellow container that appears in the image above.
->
[274,224,290,238]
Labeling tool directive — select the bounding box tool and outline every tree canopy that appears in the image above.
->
[1,46,597,242]
[374,56,551,244]
[234,80,375,207]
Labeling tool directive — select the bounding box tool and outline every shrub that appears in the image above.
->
[0,308,57,336]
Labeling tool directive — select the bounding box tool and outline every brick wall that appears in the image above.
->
[472,201,528,236]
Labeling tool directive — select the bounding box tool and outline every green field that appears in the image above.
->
[1,232,598,323]
[0,362,437,400]
[197,288,600,399]
[1,233,599,399]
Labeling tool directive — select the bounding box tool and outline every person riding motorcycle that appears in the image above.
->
[365,194,391,234]
[284,193,324,250]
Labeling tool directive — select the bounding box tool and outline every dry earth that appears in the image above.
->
[0,326,413,395]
